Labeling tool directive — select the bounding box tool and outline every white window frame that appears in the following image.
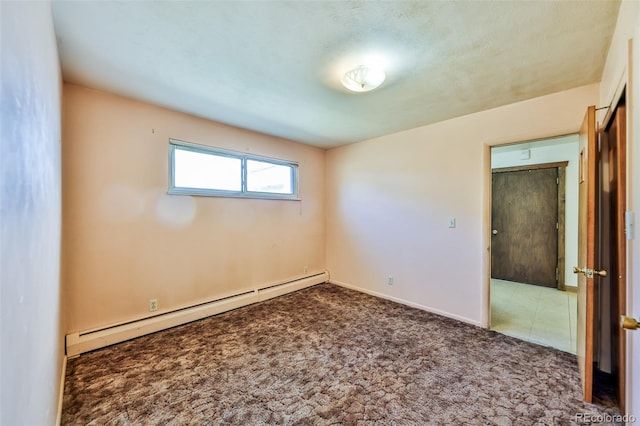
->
[168,139,299,200]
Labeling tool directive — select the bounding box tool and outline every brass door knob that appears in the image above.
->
[621,316,639,330]
[573,266,607,278]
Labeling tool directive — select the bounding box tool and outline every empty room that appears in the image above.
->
[2,0,640,424]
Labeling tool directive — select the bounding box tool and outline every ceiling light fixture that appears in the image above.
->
[341,65,386,92]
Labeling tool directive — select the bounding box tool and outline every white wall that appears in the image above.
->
[0,1,64,425]
[491,134,579,287]
[62,85,326,333]
[598,0,640,418]
[326,84,598,327]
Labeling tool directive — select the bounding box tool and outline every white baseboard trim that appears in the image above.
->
[66,272,329,357]
[330,280,482,327]
[56,355,67,426]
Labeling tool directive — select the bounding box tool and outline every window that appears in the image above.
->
[169,139,298,199]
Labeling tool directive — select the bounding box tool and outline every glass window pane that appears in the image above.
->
[174,148,241,191]
[246,159,293,194]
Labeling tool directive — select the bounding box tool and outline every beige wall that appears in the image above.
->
[326,84,598,326]
[63,84,326,333]
[1,1,64,424]
[598,0,640,417]
[600,0,639,113]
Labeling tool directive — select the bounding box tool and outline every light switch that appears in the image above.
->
[448,217,456,228]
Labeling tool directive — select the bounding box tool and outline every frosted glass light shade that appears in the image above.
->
[341,65,386,92]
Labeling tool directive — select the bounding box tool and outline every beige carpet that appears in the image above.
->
[62,283,621,425]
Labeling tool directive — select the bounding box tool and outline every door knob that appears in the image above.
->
[621,315,639,330]
[492,229,498,235]
[573,266,607,278]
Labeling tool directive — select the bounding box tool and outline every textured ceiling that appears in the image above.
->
[51,1,620,148]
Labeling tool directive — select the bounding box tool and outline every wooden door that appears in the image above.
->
[576,105,598,402]
[491,167,558,287]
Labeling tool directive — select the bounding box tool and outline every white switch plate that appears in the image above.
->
[625,211,634,240]
[448,218,456,228]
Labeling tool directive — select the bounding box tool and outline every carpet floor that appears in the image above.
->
[62,284,622,425]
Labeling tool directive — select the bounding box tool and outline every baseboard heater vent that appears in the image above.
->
[66,272,329,357]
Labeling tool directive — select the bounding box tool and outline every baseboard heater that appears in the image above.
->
[66,272,329,357]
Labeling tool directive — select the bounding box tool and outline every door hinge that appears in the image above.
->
[556,177,559,185]
[556,267,559,281]
[556,222,559,230]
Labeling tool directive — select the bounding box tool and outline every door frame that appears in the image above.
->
[596,70,627,410]
[599,98,627,412]
[484,135,577,330]
[491,161,568,290]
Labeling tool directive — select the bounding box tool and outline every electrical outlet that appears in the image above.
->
[388,276,393,286]
[304,266,308,274]
[149,299,158,312]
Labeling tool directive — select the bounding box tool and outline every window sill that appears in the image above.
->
[167,189,301,201]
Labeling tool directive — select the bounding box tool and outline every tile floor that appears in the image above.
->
[490,278,577,354]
